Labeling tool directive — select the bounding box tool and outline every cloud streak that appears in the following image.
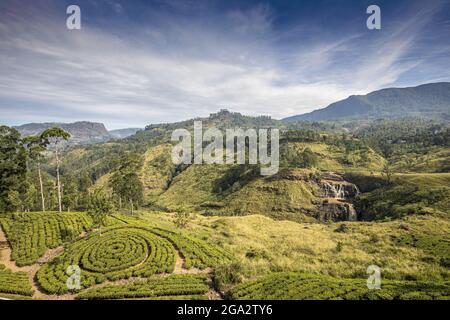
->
[0,0,449,129]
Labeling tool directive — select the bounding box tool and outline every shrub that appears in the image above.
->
[0,264,33,296]
[213,262,244,291]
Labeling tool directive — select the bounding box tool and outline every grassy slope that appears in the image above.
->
[156,141,385,220]
[133,210,450,284]
[156,165,320,222]
[390,146,450,173]
[209,214,450,282]
[140,144,176,202]
[93,143,175,200]
[350,172,450,220]
[156,164,229,210]
[286,142,385,172]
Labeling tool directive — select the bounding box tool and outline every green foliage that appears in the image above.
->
[110,153,144,213]
[174,211,191,229]
[0,212,93,266]
[0,126,27,212]
[381,163,393,183]
[150,226,233,269]
[62,173,78,211]
[356,119,449,152]
[88,188,114,226]
[335,241,343,253]
[212,164,260,194]
[230,272,450,300]
[37,225,177,294]
[355,174,450,220]
[34,217,231,294]
[0,265,33,296]
[393,233,450,265]
[213,262,244,290]
[7,190,22,212]
[40,127,71,146]
[78,274,209,300]
[281,145,319,168]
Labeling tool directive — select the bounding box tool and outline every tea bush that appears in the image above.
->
[78,274,209,299]
[37,226,176,294]
[230,272,450,300]
[0,264,33,296]
[0,212,93,266]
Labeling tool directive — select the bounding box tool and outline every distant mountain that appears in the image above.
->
[14,121,112,145]
[109,128,142,139]
[283,82,450,122]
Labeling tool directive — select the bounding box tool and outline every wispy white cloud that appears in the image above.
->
[0,0,448,129]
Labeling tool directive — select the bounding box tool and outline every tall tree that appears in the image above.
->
[23,177,38,212]
[62,173,78,212]
[110,153,144,214]
[88,188,114,229]
[78,171,93,210]
[23,135,49,212]
[0,126,27,212]
[41,128,71,213]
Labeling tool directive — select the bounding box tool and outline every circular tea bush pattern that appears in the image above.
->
[37,226,176,294]
[80,230,150,273]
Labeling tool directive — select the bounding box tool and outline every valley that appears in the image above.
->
[0,109,449,300]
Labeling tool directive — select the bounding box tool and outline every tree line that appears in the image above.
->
[0,125,144,218]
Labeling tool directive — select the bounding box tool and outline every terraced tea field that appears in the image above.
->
[0,265,33,296]
[0,212,93,266]
[0,211,232,299]
[0,210,449,300]
[78,274,210,300]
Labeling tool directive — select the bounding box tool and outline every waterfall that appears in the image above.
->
[320,175,360,222]
[347,204,357,221]
[322,181,346,200]
[336,184,345,200]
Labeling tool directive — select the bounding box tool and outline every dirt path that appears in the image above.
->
[173,251,212,275]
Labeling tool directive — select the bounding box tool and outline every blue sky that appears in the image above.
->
[1,0,449,129]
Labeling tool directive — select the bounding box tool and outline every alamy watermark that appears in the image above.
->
[66,4,380,31]
[66,5,81,30]
[367,5,381,30]
[66,264,81,290]
[171,121,279,176]
[366,265,381,289]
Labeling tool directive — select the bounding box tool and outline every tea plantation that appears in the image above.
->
[230,272,450,300]
[0,265,33,296]
[78,274,209,300]
[0,212,93,266]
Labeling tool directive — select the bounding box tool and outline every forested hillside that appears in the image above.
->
[1,111,449,300]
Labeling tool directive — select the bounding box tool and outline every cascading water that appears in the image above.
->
[320,176,360,221]
[322,181,349,200]
[347,204,358,221]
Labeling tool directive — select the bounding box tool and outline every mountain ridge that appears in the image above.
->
[283,82,450,122]
[13,121,142,144]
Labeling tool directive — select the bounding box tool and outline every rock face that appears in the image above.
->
[316,172,360,222]
[320,180,360,200]
[316,201,358,222]
[14,121,112,145]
